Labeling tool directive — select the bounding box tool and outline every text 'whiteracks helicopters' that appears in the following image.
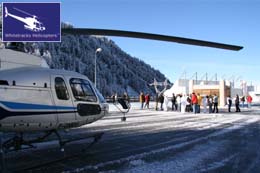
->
[4,7,45,32]
[0,27,243,163]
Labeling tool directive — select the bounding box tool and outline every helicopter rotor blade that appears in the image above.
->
[61,28,243,51]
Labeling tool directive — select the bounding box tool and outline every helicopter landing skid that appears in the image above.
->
[2,130,53,153]
[13,132,104,172]
[2,130,104,153]
[0,130,104,172]
[57,131,104,152]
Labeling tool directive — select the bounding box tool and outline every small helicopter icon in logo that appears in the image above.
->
[5,6,46,32]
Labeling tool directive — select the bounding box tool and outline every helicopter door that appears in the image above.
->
[51,76,76,124]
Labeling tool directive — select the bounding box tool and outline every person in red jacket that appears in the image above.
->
[247,95,253,108]
[191,93,198,114]
[144,93,150,109]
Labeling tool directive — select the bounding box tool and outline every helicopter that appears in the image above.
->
[0,27,243,170]
[4,7,45,32]
[0,66,109,134]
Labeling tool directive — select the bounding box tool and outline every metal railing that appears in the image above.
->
[105,96,156,103]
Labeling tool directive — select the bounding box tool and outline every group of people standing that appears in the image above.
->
[227,94,253,112]
[139,92,151,109]
[169,93,219,114]
[140,92,165,110]
[138,92,253,113]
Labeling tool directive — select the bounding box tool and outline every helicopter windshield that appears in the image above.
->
[70,78,97,102]
[35,22,42,28]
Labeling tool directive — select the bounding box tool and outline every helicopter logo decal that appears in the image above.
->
[2,2,61,42]
[4,7,46,32]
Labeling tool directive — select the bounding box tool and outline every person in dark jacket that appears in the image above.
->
[227,95,232,112]
[208,95,213,113]
[159,94,164,110]
[235,94,241,112]
[171,93,177,111]
[212,94,219,113]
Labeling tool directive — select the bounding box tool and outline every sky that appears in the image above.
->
[2,0,260,85]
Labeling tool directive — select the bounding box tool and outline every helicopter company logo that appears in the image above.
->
[2,2,61,42]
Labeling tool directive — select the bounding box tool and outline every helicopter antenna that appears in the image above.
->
[13,7,38,18]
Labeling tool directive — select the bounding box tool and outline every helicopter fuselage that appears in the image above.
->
[0,67,109,132]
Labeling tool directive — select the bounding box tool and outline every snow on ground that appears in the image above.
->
[119,141,229,173]
[7,102,260,173]
[78,113,259,173]
[62,103,260,173]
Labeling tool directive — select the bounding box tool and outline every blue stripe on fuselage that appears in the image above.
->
[0,101,76,110]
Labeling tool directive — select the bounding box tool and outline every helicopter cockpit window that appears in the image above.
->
[35,22,41,27]
[55,77,70,100]
[70,78,97,102]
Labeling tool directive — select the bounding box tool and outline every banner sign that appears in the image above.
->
[2,2,60,42]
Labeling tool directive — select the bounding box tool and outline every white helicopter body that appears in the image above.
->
[0,67,109,132]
